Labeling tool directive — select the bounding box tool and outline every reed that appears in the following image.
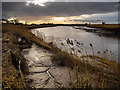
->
[49,36,120,88]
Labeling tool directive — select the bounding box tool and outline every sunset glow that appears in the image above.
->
[54,17,66,21]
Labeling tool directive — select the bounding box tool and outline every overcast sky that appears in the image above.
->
[2,1,119,24]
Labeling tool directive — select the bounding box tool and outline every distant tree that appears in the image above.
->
[25,21,28,25]
[31,23,36,25]
[102,22,106,25]
[2,19,10,23]
[85,23,88,25]
[14,19,19,24]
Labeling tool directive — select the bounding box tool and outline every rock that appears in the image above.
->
[22,44,76,88]
[29,67,50,74]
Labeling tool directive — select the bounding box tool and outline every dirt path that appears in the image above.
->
[22,44,76,88]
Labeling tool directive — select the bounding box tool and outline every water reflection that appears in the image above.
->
[31,26,118,62]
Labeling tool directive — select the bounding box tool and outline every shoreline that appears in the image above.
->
[86,24,120,35]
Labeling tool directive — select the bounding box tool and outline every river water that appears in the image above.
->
[31,26,119,62]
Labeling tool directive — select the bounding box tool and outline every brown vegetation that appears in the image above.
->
[2,23,54,89]
[2,24,52,49]
[52,49,120,88]
[2,23,120,88]
[24,24,56,29]
[86,24,120,30]
[2,33,28,88]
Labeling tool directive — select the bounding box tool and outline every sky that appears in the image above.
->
[2,0,119,24]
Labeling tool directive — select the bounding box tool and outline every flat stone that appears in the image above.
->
[27,73,50,88]
[22,44,76,88]
[29,67,50,73]
[48,66,76,88]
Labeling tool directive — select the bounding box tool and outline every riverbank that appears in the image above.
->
[2,23,53,89]
[2,23,120,88]
[2,32,28,88]
[22,44,76,88]
[86,24,120,33]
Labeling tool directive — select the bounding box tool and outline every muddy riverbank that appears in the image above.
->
[22,44,76,88]
[2,24,52,89]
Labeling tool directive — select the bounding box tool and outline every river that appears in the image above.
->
[31,26,119,62]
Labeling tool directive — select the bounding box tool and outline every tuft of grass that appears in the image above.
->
[52,51,74,68]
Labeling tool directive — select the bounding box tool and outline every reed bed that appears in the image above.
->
[35,31,120,88]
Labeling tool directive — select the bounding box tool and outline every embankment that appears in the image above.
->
[2,32,28,88]
[2,23,53,88]
[86,24,120,34]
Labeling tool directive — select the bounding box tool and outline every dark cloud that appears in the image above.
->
[2,2,118,19]
[68,19,104,23]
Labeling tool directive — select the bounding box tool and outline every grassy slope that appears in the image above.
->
[2,23,120,88]
[52,47,120,88]
[2,24,53,89]
[2,24,52,49]
[2,33,28,88]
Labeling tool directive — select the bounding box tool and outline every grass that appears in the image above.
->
[2,23,54,89]
[50,40,120,88]
[86,24,120,30]
[27,23,120,88]
[2,23,120,88]
[52,50,120,88]
[24,24,56,29]
[2,24,52,49]
[2,32,28,89]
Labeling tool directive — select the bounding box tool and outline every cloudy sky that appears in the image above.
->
[2,0,119,24]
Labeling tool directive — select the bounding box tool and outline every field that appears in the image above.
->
[86,24,120,30]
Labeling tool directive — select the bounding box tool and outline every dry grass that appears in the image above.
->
[2,23,120,88]
[52,46,120,88]
[27,23,120,88]
[2,24,54,89]
[24,24,56,29]
[2,33,28,89]
[2,24,52,49]
[86,24,120,30]
[52,51,75,68]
